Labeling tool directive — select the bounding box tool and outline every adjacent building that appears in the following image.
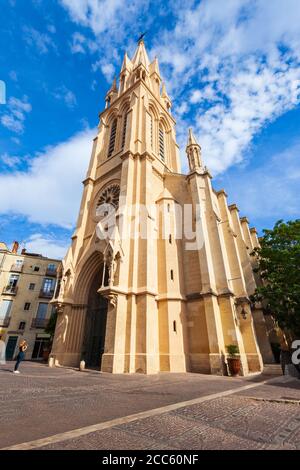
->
[51,39,276,375]
[0,241,60,360]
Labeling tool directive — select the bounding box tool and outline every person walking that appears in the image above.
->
[13,340,28,374]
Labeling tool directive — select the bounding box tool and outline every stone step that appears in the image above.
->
[263,364,282,375]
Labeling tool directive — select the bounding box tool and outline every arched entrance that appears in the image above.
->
[82,267,108,369]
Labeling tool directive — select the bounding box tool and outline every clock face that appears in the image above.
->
[96,184,120,213]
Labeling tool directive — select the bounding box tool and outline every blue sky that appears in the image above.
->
[0,0,300,258]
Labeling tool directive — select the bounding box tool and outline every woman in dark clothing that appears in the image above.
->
[13,340,28,374]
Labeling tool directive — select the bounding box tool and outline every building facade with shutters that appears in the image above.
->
[0,241,60,360]
[51,40,276,375]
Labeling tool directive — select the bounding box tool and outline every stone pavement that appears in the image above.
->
[0,361,299,450]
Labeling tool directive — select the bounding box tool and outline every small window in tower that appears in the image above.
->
[167,203,170,212]
[19,321,26,330]
[121,112,128,150]
[107,119,117,158]
[159,125,165,162]
[173,320,177,333]
[169,234,172,244]
[170,269,174,280]
[150,115,153,149]
[120,75,125,93]
[24,302,30,311]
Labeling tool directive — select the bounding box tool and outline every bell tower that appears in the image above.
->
[51,39,188,374]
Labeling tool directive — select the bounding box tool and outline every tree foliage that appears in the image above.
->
[251,219,300,339]
[44,309,58,340]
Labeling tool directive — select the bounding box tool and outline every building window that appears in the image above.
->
[167,203,170,212]
[159,125,165,162]
[29,283,35,290]
[24,302,31,311]
[121,112,128,150]
[0,300,13,324]
[173,320,177,333]
[32,337,50,359]
[170,269,174,280]
[147,113,153,149]
[19,321,26,330]
[8,274,19,287]
[36,302,48,320]
[107,118,117,158]
[34,266,40,272]
[150,115,153,149]
[42,278,55,293]
[169,234,172,244]
[47,263,56,273]
[120,75,125,93]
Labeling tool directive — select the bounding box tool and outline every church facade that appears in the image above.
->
[51,40,274,375]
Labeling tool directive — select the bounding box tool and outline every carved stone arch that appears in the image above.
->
[148,100,160,121]
[158,115,171,164]
[73,251,104,305]
[119,96,131,115]
[92,179,121,221]
[159,114,171,133]
[96,183,120,210]
[102,107,118,128]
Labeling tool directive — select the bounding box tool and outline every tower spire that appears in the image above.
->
[105,76,118,108]
[120,52,132,73]
[186,128,203,171]
[131,37,150,69]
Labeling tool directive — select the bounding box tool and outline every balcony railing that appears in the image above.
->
[45,268,57,277]
[0,317,11,327]
[10,263,23,273]
[31,318,49,329]
[2,285,18,295]
[39,289,55,299]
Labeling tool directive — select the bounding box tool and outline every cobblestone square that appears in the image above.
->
[0,362,299,450]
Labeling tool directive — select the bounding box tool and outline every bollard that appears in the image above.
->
[79,360,85,371]
[48,356,54,368]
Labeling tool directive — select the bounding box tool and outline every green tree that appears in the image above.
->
[45,308,58,341]
[251,219,300,340]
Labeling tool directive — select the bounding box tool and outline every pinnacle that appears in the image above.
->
[187,128,200,147]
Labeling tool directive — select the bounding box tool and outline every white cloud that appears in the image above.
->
[0,128,95,227]
[190,90,202,104]
[101,64,115,83]
[91,59,115,83]
[60,0,300,178]
[151,0,300,174]
[47,24,56,34]
[9,71,18,82]
[216,139,300,228]
[0,96,32,134]
[60,0,131,35]
[24,233,68,259]
[23,26,56,54]
[52,86,77,108]
[60,0,150,62]
[11,137,21,145]
[70,32,86,54]
[0,153,22,169]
